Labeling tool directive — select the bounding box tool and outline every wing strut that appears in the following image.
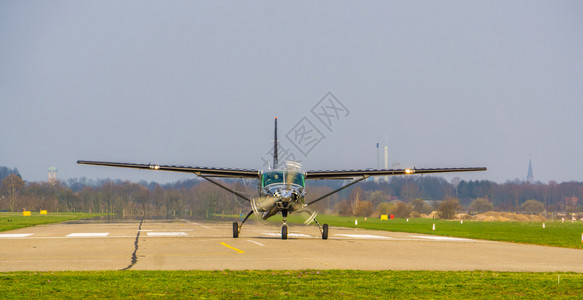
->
[307,175,370,206]
[199,175,252,202]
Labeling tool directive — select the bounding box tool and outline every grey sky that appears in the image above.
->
[1,1,582,184]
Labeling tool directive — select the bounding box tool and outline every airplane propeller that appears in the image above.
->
[250,196,277,215]
[303,210,317,225]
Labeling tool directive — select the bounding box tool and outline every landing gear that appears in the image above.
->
[322,224,329,240]
[303,209,329,240]
[314,217,329,239]
[281,210,288,240]
[232,222,239,238]
[233,210,254,238]
[282,224,288,240]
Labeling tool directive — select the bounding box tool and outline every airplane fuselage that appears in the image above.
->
[251,170,306,219]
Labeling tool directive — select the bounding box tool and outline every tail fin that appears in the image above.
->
[273,117,278,169]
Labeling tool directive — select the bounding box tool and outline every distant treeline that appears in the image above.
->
[1,167,581,218]
[0,166,20,181]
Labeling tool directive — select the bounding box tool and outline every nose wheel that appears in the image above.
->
[281,210,288,239]
[282,224,288,240]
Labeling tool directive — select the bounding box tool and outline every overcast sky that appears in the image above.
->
[1,1,582,184]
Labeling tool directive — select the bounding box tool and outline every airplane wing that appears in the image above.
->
[304,167,487,180]
[77,160,260,179]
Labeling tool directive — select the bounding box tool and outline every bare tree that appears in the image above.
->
[393,201,413,218]
[367,190,387,209]
[1,174,24,211]
[412,198,432,214]
[350,186,363,215]
[353,200,373,217]
[521,199,545,214]
[469,198,494,213]
[401,183,421,202]
[374,202,394,216]
[438,197,460,219]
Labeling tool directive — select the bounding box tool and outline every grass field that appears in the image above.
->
[1,270,581,299]
[265,214,583,249]
[2,214,582,298]
[0,212,108,232]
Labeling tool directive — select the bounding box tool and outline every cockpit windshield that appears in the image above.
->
[262,171,305,188]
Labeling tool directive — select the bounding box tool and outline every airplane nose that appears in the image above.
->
[280,189,292,199]
[279,189,301,203]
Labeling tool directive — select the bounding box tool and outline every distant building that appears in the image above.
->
[48,167,57,185]
[451,177,461,187]
[565,197,578,211]
[526,159,534,183]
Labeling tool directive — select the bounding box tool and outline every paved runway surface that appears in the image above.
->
[1,220,582,272]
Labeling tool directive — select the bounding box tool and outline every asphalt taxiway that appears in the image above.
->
[1,220,582,272]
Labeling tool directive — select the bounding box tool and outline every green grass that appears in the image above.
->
[265,214,583,249]
[0,270,581,299]
[2,215,582,297]
[0,212,109,232]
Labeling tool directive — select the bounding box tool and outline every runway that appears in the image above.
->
[1,220,582,272]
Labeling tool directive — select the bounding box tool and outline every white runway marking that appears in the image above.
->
[66,233,110,237]
[247,240,265,246]
[5,236,135,240]
[262,232,313,238]
[335,234,393,240]
[410,235,473,242]
[0,234,33,238]
[147,232,188,236]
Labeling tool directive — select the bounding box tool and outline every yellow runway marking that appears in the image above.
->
[146,253,232,257]
[220,242,245,253]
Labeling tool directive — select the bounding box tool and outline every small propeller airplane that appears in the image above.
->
[78,117,486,240]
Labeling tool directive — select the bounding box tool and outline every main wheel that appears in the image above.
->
[233,222,239,238]
[281,224,288,240]
[322,224,329,240]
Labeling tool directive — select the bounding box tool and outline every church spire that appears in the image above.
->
[526,159,534,183]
